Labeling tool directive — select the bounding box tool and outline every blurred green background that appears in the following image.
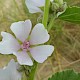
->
[0,0,80,80]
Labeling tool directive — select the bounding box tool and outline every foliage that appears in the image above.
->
[48,70,80,80]
[59,6,80,24]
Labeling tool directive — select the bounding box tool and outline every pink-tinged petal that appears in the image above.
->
[30,45,54,63]
[25,0,45,13]
[0,32,20,54]
[13,51,33,66]
[30,23,50,45]
[10,20,32,42]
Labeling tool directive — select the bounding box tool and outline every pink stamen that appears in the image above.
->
[21,41,30,51]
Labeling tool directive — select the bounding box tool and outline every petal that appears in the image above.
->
[7,59,20,71]
[10,20,32,42]
[30,23,50,45]
[0,59,21,80]
[25,0,45,13]
[1,31,14,42]
[13,51,33,66]
[26,4,42,13]
[30,45,54,63]
[31,0,45,7]
[0,32,20,54]
[6,59,22,80]
[0,69,9,80]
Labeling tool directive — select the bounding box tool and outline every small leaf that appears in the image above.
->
[48,70,80,80]
[59,6,80,24]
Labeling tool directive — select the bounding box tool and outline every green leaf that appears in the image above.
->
[48,70,80,80]
[58,6,80,24]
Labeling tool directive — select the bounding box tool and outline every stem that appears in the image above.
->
[48,16,56,32]
[29,62,38,80]
[42,0,50,28]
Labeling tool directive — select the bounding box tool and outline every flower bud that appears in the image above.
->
[51,3,60,11]
[54,0,63,5]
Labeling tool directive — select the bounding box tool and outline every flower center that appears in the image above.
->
[21,41,30,51]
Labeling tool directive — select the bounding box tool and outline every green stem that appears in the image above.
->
[42,0,50,28]
[48,16,56,32]
[29,62,38,80]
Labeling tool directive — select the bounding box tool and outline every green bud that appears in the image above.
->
[63,2,67,10]
[51,3,60,11]
[54,0,63,5]
[57,2,67,17]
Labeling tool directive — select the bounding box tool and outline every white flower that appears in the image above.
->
[0,20,54,66]
[25,0,54,13]
[0,59,21,80]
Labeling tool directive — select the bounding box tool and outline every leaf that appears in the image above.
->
[58,6,80,24]
[48,70,80,80]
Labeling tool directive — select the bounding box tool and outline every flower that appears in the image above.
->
[25,0,54,13]
[0,20,54,66]
[0,59,21,80]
